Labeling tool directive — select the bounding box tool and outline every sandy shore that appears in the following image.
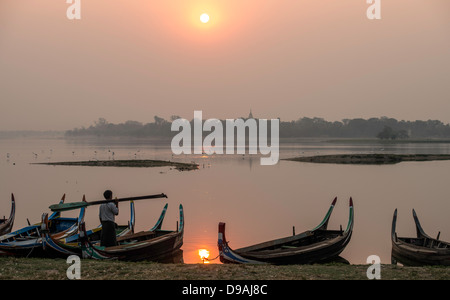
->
[0,257,449,280]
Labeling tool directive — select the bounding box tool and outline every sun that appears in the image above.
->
[198,249,210,263]
[200,13,210,24]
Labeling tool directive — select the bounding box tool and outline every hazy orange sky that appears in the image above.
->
[1,0,449,130]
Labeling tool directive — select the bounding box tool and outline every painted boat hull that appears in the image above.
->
[218,198,354,265]
[42,201,138,259]
[0,195,85,258]
[83,230,184,262]
[81,204,184,262]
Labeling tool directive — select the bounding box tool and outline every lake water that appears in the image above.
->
[1,137,450,264]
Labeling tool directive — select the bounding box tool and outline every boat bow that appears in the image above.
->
[0,194,16,236]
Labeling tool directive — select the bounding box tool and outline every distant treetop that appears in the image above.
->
[65,116,450,139]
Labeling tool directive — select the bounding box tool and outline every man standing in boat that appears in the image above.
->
[99,190,119,247]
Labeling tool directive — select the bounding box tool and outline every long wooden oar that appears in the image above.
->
[49,193,168,212]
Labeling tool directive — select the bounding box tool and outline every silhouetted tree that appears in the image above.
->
[377,126,397,140]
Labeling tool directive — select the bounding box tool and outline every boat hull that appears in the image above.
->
[0,196,84,258]
[83,231,184,262]
[392,241,450,266]
[218,198,354,265]
[391,209,450,266]
[41,201,137,259]
[0,195,16,236]
[219,227,352,265]
[81,204,184,262]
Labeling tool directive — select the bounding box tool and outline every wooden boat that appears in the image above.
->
[0,194,16,236]
[41,201,138,258]
[391,209,450,266]
[79,204,184,262]
[218,198,354,265]
[0,194,85,258]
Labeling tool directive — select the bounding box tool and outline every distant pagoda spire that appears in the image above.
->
[248,109,253,119]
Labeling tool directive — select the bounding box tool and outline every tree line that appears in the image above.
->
[65,116,450,139]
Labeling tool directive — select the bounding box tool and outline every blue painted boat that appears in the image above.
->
[0,194,85,258]
[41,201,137,258]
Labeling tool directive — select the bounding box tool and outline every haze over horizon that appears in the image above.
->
[1,0,449,131]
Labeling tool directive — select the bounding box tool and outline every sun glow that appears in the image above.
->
[199,249,210,263]
[200,13,210,23]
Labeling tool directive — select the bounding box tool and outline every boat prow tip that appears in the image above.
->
[218,223,227,237]
[218,223,228,253]
[332,197,337,206]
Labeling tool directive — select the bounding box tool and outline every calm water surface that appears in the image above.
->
[1,137,450,264]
